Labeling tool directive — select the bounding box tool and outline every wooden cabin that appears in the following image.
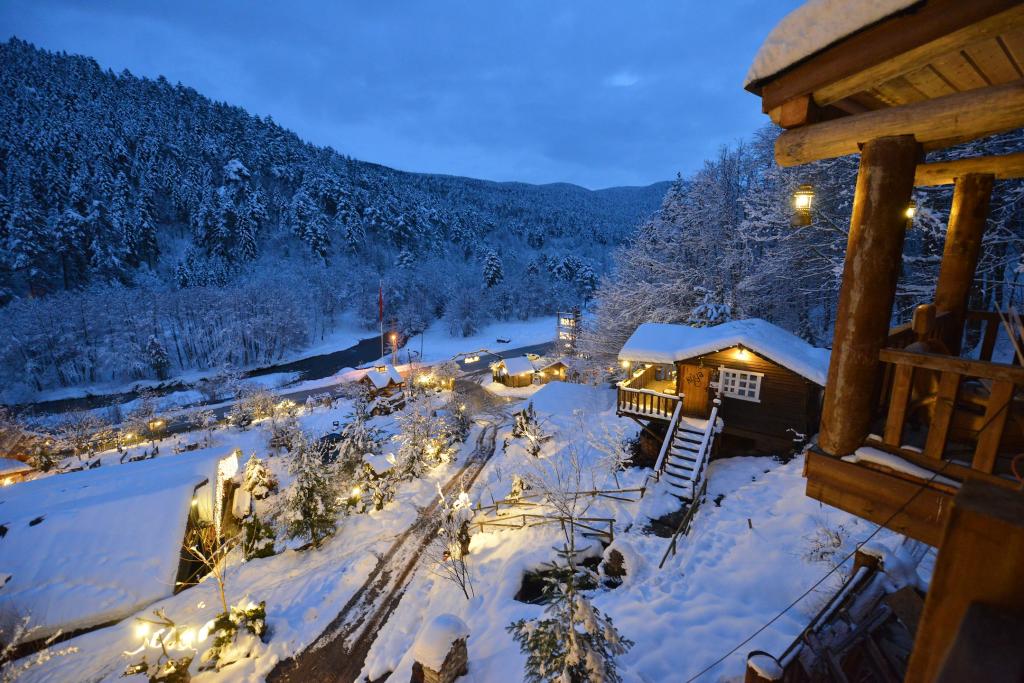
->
[492,356,571,388]
[359,363,405,397]
[617,319,829,454]
[745,1,1024,680]
[0,457,34,486]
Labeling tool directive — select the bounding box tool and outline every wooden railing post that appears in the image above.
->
[934,173,995,355]
[820,135,921,457]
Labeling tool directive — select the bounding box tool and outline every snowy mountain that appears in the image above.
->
[0,38,668,396]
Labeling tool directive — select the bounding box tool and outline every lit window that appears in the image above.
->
[718,367,763,402]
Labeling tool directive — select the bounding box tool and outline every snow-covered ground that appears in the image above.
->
[8,377,930,683]
[380,316,558,367]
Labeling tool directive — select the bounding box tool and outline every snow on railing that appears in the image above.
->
[690,398,721,500]
[653,401,683,477]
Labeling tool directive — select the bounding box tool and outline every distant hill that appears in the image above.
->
[0,38,671,396]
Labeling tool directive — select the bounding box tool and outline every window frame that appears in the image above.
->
[718,366,764,403]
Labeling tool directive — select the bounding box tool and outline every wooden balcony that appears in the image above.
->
[806,308,1023,547]
[616,364,680,421]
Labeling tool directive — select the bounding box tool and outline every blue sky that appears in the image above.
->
[1,1,801,189]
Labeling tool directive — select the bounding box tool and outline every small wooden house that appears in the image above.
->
[492,356,571,388]
[617,319,830,454]
[359,363,405,397]
[0,457,34,486]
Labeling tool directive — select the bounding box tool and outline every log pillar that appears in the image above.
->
[819,135,921,456]
[933,173,994,354]
[905,479,1024,682]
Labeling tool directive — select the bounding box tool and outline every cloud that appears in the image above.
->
[604,70,640,88]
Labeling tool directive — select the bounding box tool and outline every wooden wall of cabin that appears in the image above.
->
[498,372,534,389]
[679,349,820,453]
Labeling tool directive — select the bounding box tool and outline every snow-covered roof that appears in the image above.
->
[745,0,920,88]
[363,363,403,389]
[619,319,831,386]
[0,457,32,476]
[0,451,232,639]
[499,356,537,376]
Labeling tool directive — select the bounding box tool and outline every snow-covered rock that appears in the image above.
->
[410,613,469,671]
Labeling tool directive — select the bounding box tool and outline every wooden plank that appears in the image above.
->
[1002,30,1024,71]
[863,435,1019,491]
[965,36,1024,83]
[879,348,1024,384]
[775,79,1024,166]
[754,0,1020,107]
[980,317,1000,362]
[874,75,930,106]
[923,372,961,458]
[803,449,949,547]
[884,364,914,447]
[914,150,1024,185]
[902,64,958,99]
[905,479,1024,682]
[931,51,990,91]
[972,379,1014,473]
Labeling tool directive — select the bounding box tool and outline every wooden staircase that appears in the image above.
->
[655,399,720,501]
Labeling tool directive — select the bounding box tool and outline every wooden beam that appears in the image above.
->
[814,4,1024,107]
[905,479,1024,682]
[803,449,950,547]
[754,0,1019,104]
[934,173,994,353]
[775,79,1024,166]
[819,135,919,456]
[915,151,1024,185]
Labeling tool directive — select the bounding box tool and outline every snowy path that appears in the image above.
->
[267,420,503,683]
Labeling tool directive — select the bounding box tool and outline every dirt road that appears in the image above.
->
[267,420,502,683]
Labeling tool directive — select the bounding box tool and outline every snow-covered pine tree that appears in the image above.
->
[279,433,339,548]
[146,335,171,380]
[483,249,503,288]
[243,455,278,500]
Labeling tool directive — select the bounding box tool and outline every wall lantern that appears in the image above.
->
[791,184,815,226]
[620,360,630,370]
[904,200,917,221]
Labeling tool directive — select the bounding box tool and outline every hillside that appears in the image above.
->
[0,38,668,397]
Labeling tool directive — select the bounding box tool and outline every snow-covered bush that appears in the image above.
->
[444,391,474,444]
[0,616,78,683]
[393,396,454,480]
[243,455,278,500]
[335,403,386,475]
[512,403,549,457]
[278,434,339,548]
[354,461,399,512]
[197,599,268,672]
[427,486,475,600]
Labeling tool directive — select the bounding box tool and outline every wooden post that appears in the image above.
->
[905,479,1024,682]
[819,135,921,457]
[933,173,994,354]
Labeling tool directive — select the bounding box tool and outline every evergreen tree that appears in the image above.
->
[279,432,339,548]
[146,334,171,380]
[482,249,503,288]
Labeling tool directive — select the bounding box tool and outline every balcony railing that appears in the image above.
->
[616,365,680,420]
[871,309,1023,486]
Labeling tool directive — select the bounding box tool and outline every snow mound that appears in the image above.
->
[745,0,919,87]
[843,447,959,488]
[619,318,830,386]
[410,613,469,670]
[529,382,615,417]
[0,458,32,476]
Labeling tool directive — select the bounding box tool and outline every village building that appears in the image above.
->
[744,0,1024,679]
[617,318,830,455]
[0,450,241,646]
[359,363,405,397]
[491,356,570,388]
[0,457,35,486]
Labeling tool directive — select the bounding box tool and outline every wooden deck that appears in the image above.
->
[805,309,1023,547]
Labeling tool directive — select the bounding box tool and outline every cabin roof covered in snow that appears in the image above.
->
[363,363,403,388]
[0,451,232,638]
[745,0,920,88]
[499,356,537,376]
[0,457,32,476]
[619,319,831,386]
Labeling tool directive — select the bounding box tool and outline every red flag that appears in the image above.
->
[378,282,384,322]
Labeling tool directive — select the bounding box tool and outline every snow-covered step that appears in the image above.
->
[670,443,700,455]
